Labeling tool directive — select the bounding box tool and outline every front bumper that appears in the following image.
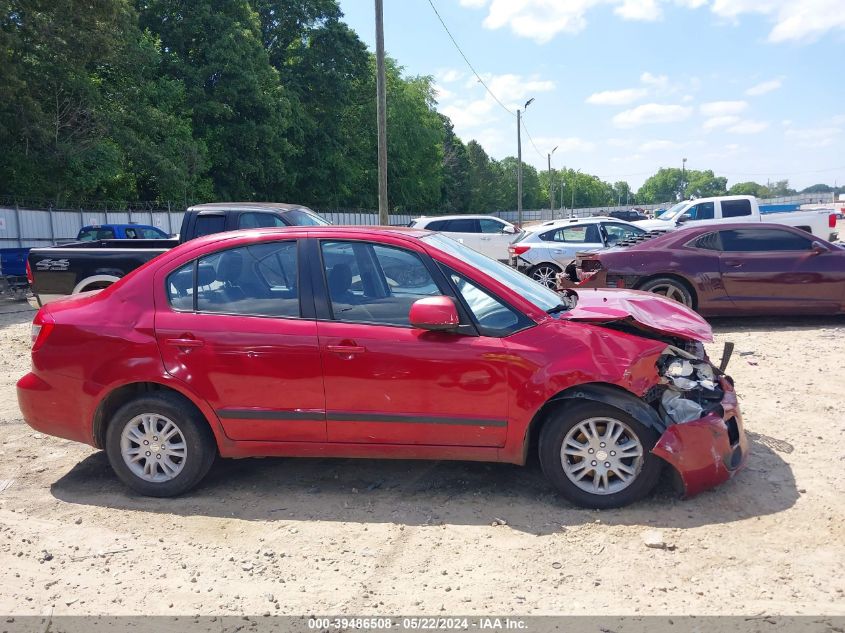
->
[651,378,748,498]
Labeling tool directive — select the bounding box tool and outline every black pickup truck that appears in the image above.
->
[27,202,328,307]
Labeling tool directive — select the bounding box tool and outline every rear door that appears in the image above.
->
[717,227,844,314]
[312,237,511,447]
[542,223,604,266]
[155,238,327,442]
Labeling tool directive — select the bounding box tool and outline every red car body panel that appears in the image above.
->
[565,223,845,316]
[17,226,747,500]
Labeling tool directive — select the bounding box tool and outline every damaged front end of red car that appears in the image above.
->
[643,343,748,498]
[558,288,749,498]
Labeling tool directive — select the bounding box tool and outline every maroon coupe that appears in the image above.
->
[561,223,845,316]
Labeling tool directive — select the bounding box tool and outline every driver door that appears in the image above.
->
[313,238,511,447]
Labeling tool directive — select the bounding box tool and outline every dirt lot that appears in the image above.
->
[0,299,843,616]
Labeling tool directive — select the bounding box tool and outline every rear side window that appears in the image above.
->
[166,241,299,317]
[238,213,286,229]
[425,219,449,231]
[720,228,812,252]
[284,209,329,226]
[691,232,722,250]
[140,227,167,239]
[721,200,752,218]
[193,214,226,238]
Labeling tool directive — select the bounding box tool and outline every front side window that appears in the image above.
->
[140,227,167,239]
[685,202,715,221]
[603,222,645,244]
[719,228,812,252]
[479,219,506,234]
[321,241,441,326]
[78,227,115,241]
[448,270,524,336]
[238,213,286,229]
[166,241,299,317]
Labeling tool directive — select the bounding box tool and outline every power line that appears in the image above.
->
[519,117,546,160]
[424,0,514,117]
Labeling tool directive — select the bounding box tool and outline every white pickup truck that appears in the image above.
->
[634,195,838,242]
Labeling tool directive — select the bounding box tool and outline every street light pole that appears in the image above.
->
[681,157,687,202]
[547,146,557,213]
[516,98,533,229]
[375,0,389,225]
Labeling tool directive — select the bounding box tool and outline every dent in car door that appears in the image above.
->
[155,240,327,441]
[313,238,510,447]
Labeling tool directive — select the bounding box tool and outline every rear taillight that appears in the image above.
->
[31,310,54,351]
[830,214,837,229]
[25,259,33,285]
[509,245,531,256]
[580,259,603,273]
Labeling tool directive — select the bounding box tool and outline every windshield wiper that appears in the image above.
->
[546,303,570,315]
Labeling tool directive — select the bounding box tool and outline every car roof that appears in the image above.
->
[412,215,510,222]
[523,216,636,232]
[187,202,315,213]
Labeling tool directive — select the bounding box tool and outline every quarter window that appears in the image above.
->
[238,213,286,229]
[193,214,226,238]
[719,228,812,252]
[321,241,441,326]
[166,242,300,317]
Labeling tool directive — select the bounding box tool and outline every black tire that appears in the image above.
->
[105,392,216,497]
[538,401,662,509]
[528,263,563,289]
[637,276,694,308]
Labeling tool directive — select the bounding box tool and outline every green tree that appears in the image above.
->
[465,140,497,212]
[139,0,295,200]
[728,181,769,197]
[612,181,633,205]
[684,169,727,199]
[439,115,470,212]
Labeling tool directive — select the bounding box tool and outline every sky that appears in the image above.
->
[336,0,844,191]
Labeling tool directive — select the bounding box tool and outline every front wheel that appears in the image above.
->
[539,402,662,509]
[528,263,563,289]
[105,393,216,497]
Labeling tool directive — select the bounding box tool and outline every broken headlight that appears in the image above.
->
[657,348,724,424]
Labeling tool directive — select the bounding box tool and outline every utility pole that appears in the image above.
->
[375,0,389,225]
[681,157,687,202]
[516,98,533,228]
[547,146,557,213]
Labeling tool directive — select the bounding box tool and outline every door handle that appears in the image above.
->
[327,344,365,355]
[724,260,743,268]
[166,337,204,349]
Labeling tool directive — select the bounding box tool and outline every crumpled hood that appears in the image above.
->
[560,287,714,342]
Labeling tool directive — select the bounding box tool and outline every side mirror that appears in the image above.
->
[810,241,829,255]
[677,213,691,224]
[502,225,517,235]
[409,296,460,332]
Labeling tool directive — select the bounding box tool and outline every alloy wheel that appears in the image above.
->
[120,413,188,483]
[560,417,644,495]
[647,282,691,306]
[531,265,560,289]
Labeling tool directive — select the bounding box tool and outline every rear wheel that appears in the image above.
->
[528,263,562,289]
[539,402,662,509]
[638,276,694,308]
[105,393,216,497]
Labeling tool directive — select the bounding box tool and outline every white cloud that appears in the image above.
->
[612,103,693,127]
[615,0,662,21]
[700,100,749,116]
[436,69,465,84]
[586,88,648,106]
[746,78,783,96]
[536,136,597,154]
[703,115,741,129]
[785,126,842,148]
[468,0,844,44]
[640,72,669,89]
[434,84,454,102]
[727,120,770,134]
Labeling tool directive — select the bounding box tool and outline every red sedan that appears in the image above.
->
[18,227,746,508]
[563,223,845,315]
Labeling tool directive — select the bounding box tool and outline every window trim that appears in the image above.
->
[718,227,813,253]
[165,239,309,320]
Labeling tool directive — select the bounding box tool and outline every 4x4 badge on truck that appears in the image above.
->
[35,258,70,271]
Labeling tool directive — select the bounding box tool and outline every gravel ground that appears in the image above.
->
[0,298,843,616]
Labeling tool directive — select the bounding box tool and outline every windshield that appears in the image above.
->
[422,233,563,312]
[657,201,691,221]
